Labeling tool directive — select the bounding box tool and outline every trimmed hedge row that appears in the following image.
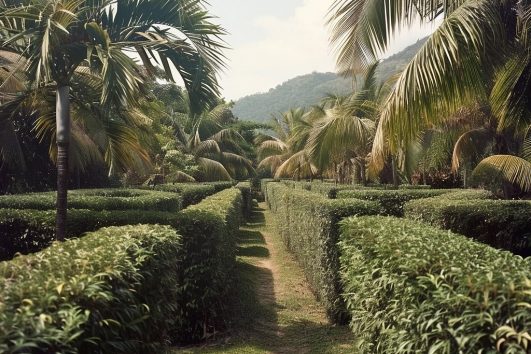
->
[264,182,381,323]
[339,216,531,353]
[336,188,493,216]
[174,188,242,341]
[0,188,182,211]
[0,208,177,260]
[149,184,217,208]
[405,197,531,256]
[0,188,244,349]
[337,189,451,216]
[0,224,183,353]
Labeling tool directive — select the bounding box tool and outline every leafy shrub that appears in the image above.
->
[336,189,460,216]
[398,184,431,189]
[0,208,177,260]
[207,181,235,192]
[0,225,183,353]
[405,197,531,256]
[264,182,380,323]
[0,188,182,211]
[339,216,531,353]
[0,188,244,344]
[176,188,242,341]
[149,183,217,207]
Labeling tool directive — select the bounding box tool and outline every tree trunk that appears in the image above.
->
[56,86,71,242]
[360,159,367,186]
[391,156,399,189]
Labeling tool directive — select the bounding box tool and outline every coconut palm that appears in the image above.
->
[328,0,531,192]
[173,103,255,181]
[307,63,380,184]
[0,0,226,239]
[257,108,316,179]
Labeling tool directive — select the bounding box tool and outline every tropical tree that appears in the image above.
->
[257,108,316,179]
[172,103,255,181]
[307,63,380,184]
[328,0,531,192]
[0,0,226,239]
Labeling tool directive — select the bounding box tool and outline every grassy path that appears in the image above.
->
[174,203,355,353]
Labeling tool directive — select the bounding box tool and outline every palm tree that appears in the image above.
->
[307,63,380,184]
[257,108,316,179]
[0,0,226,239]
[328,0,531,192]
[173,103,255,181]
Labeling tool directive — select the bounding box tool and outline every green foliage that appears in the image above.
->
[339,216,531,353]
[176,188,243,341]
[264,182,380,323]
[149,183,217,208]
[405,197,531,256]
[0,188,182,211]
[0,224,183,353]
[0,188,245,345]
[0,208,178,260]
[336,189,456,216]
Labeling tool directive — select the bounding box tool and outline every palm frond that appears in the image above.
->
[451,128,493,171]
[472,154,531,192]
[371,0,504,168]
[197,156,231,181]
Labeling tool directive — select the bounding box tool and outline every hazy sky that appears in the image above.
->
[208,0,439,100]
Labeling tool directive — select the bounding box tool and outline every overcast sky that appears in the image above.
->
[208,0,439,100]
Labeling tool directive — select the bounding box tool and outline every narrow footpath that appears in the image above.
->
[176,203,355,353]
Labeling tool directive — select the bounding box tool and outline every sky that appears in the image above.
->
[208,0,439,101]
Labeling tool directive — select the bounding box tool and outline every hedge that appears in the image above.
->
[264,182,381,323]
[0,224,183,353]
[405,197,531,256]
[207,181,235,192]
[149,184,217,208]
[235,181,252,218]
[336,189,466,216]
[0,188,244,347]
[175,188,242,340]
[339,216,531,353]
[0,208,177,261]
[0,188,182,211]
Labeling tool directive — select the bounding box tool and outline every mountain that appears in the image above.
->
[232,37,428,123]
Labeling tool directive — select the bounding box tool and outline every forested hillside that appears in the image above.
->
[233,38,427,122]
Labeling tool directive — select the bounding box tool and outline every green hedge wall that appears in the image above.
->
[339,216,531,353]
[405,197,531,256]
[0,188,182,211]
[175,188,242,341]
[0,188,244,347]
[148,184,217,208]
[335,189,492,216]
[0,224,183,353]
[264,182,381,323]
[0,208,177,260]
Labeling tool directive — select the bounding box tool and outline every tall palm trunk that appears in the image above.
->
[56,86,70,241]
[391,156,399,188]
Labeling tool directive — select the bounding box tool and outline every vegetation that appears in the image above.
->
[405,196,531,256]
[328,0,531,194]
[0,224,183,353]
[0,188,182,211]
[263,181,381,323]
[339,216,531,353]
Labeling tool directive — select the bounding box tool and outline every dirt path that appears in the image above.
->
[174,203,356,353]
